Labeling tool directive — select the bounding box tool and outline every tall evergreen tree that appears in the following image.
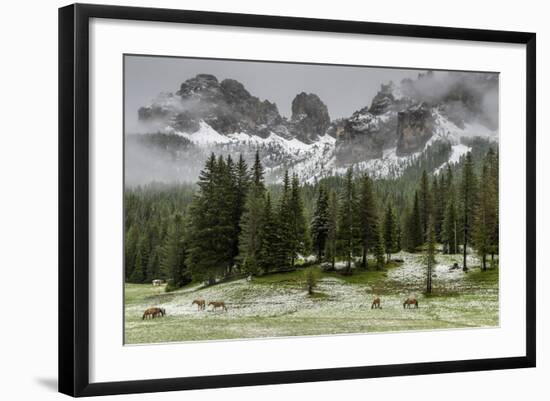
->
[277,170,293,269]
[383,203,398,262]
[432,174,443,241]
[338,168,359,274]
[418,170,433,241]
[474,149,499,270]
[486,148,499,265]
[425,219,436,294]
[442,165,458,254]
[358,174,378,269]
[406,191,423,252]
[231,154,250,269]
[325,190,339,270]
[239,153,267,275]
[288,173,309,267]
[459,152,478,269]
[372,225,386,270]
[311,185,330,262]
[443,189,458,254]
[186,154,235,283]
[258,192,281,273]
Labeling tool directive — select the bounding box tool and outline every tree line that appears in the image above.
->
[124,147,498,291]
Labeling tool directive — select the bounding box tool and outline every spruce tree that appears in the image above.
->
[418,170,433,241]
[486,148,499,265]
[186,154,234,283]
[239,153,266,275]
[338,168,359,274]
[325,190,338,270]
[232,154,250,270]
[277,170,293,270]
[459,152,478,270]
[425,219,436,294]
[383,203,398,262]
[407,191,423,252]
[311,185,330,262]
[358,174,378,269]
[443,190,458,254]
[288,173,309,266]
[474,149,499,270]
[258,192,281,273]
[372,224,386,270]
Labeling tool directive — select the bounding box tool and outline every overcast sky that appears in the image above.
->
[124,55,426,131]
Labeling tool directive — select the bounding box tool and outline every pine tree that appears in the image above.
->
[186,154,235,284]
[338,168,359,274]
[288,173,309,267]
[425,219,436,294]
[383,203,398,262]
[474,149,499,271]
[258,192,281,274]
[311,185,330,262]
[277,170,293,270]
[239,154,266,275]
[486,148,499,266]
[432,174,443,241]
[358,174,378,269]
[418,170,433,241]
[460,152,478,270]
[325,190,338,270]
[443,190,458,254]
[406,191,423,252]
[442,165,458,254]
[231,154,250,270]
[372,224,386,270]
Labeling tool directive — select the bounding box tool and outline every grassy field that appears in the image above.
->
[124,251,499,344]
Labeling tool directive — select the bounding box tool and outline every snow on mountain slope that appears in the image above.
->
[166,110,495,184]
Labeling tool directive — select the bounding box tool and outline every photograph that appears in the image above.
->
[123,55,500,345]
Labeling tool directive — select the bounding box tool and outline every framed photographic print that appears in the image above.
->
[58,3,536,397]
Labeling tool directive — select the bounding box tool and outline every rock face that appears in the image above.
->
[139,74,284,137]
[289,92,331,143]
[396,104,435,156]
[335,107,386,163]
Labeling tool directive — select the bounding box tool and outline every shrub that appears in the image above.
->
[304,267,319,295]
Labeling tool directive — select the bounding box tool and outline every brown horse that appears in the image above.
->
[142,307,165,320]
[208,301,227,312]
[371,297,382,309]
[403,297,419,309]
[192,299,206,311]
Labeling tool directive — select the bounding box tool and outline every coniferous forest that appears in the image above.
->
[125,147,499,293]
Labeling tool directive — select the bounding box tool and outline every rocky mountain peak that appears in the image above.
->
[290,92,330,143]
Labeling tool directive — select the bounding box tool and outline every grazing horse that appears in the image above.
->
[403,297,419,309]
[371,297,382,309]
[192,299,206,311]
[208,301,227,312]
[142,307,165,320]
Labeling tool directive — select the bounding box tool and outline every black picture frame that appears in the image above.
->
[59,3,536,397]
